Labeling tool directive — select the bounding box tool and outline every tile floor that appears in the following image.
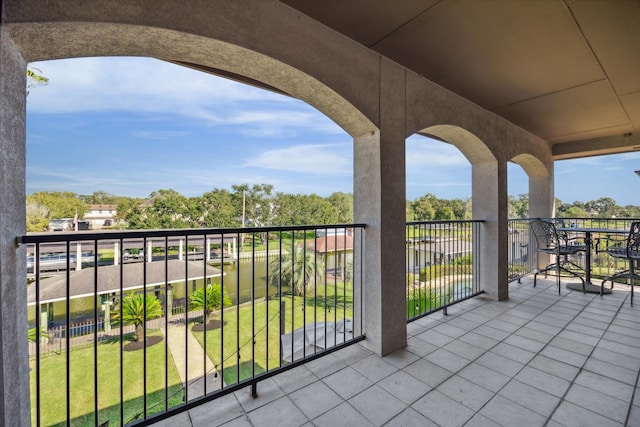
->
[153,276,640,426]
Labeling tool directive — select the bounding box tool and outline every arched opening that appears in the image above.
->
[405,125,496,317]
[23,51,371,424]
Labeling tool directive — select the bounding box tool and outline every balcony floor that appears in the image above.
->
[153,276,640,427]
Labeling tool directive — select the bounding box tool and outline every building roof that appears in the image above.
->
[27,260,223,305]
[312,235,354,253]
[88,204,117,210]
[412,239,473,256]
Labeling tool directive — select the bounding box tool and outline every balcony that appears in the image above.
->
[154,276,640,427]
[22,219,640,426]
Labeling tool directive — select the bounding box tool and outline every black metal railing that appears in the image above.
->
[507,217,640,283]
[405,220,483,321]
[20,224,365,427]
[507,218,535,282]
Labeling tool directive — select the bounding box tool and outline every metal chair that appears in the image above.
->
[600,221,640,306]
[529,219,586,294]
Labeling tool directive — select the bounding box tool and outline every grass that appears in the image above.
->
[192,281,353,385]
[31,331,183,427]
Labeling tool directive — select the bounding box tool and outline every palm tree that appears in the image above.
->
[189,283,232,324]
[28,327,49,342]
[112,292,163,342]
[268,244,324,296]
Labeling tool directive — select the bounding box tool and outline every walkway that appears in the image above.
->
[153,276,640,426]
[164,322,223,401]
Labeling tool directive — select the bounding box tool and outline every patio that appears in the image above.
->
[152,276,639,427]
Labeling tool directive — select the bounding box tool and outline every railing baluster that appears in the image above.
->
[23,224,368,425]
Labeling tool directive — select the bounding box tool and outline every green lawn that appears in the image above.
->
[31,331,183,427]
[192,282,353,385]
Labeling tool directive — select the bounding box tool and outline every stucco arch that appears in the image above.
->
[5,21,375,139]
[419,124,496,165]
[511,153,550,179]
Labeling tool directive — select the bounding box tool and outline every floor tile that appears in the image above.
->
[479,395,547,427]
[573,370,634,401]
[246,396,308,427]
[498,379,560,417]
[377,369,431,404]
[289,380,343,420]
[514,366,571,397]
[383,407,438,427]
[412,390,475,427]
[312,402,374,427]
[349,385,406,425]
[437,375,495,411]
[351,354,399,382]
[402,358,453,387]
[322,366,373,399]
[550,400,622,427]
[457,362,511,392]
[564,383,629,423]
[425,348,471,372]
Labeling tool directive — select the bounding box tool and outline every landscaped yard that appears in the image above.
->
[30,331,183,427]
[192,281,353,385]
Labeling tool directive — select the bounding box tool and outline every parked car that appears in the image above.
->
[123,248,144,261]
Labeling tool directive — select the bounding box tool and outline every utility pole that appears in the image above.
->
[241,190,246,254]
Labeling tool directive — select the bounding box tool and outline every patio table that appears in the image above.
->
[558,226,628,294]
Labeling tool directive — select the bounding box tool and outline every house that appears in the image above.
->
[407,238,473,272]
[83,204,117,229]
[311,233,354,277]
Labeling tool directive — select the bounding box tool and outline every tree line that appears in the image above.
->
[25,187,640,232]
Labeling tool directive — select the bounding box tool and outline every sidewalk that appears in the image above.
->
[164,323,223,401]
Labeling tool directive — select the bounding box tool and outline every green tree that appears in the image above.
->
[232,184,275,228]
[189,283,232,323]
[273,193,338,225]
[112,292,163,342]
[508,194,529,219]
[586,197,619,218]
[199,188,239,227]
[79,191,120,205]
[412,194,435,220]
[26,68,48,95]
[26,201,50,232]
[327,192,353,223]
[27,191,87,220]
[268,245,325,296]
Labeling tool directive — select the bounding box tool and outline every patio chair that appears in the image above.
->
[600,221,640,306]
[529,218,586,294]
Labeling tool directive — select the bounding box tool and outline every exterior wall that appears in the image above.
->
[84,204,117,229]
[0,27,31,424]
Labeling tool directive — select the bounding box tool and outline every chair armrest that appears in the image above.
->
[595,235,625,254]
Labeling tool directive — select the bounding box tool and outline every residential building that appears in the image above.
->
[84,204,117,229]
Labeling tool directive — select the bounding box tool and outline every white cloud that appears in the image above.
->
[27,57,344,138]
[245,144,352,175]
[405,137,468,168]
[27,57,282,115]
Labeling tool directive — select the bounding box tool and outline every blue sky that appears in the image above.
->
[27,57,640,205]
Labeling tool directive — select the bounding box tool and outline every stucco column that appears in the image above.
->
[472,161,509,300]
[0,28,31,424]
[529,172,554,270]
[354,59,407,356]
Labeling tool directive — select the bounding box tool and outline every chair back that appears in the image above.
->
[529,219,559,249]
[627,221,640,257]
